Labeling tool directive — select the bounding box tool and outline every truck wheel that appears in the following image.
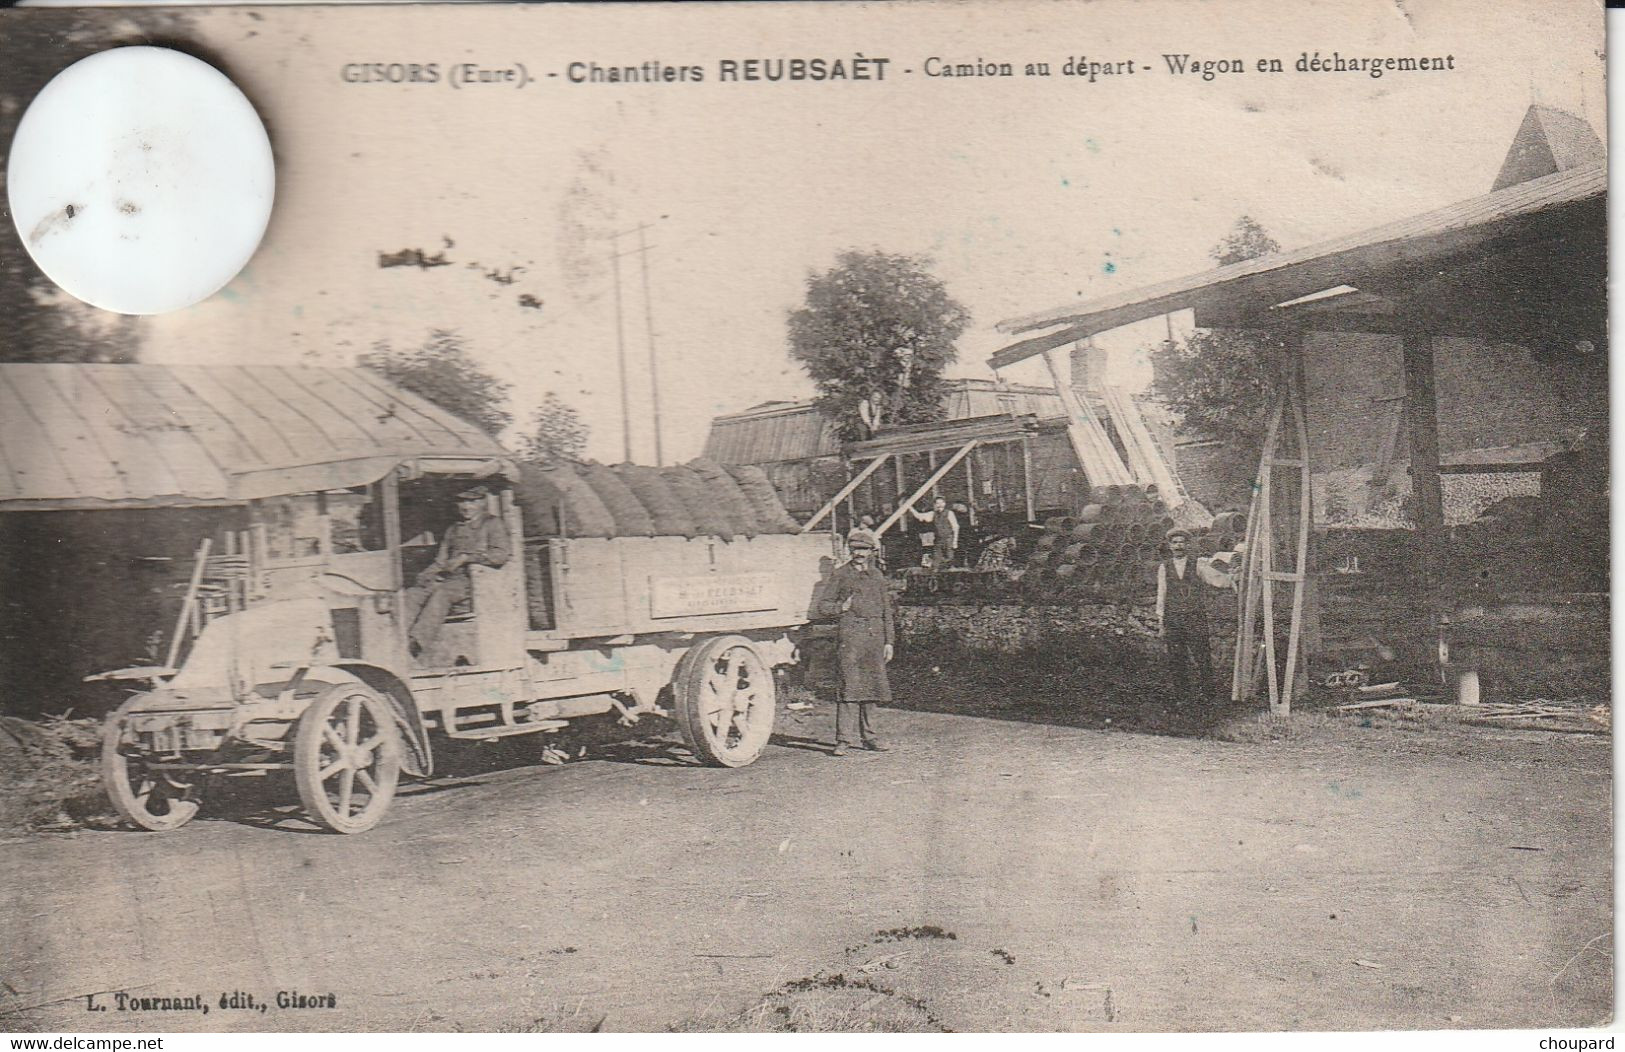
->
[674,635,776,767]
[293,684,402,834]
[101,694,202,832]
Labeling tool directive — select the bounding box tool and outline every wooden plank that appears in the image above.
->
[989,323,1093,371]
[1281,345,1313,713]
[801,453,889,532]
[1104,385,1184,505]
[1231,479,1260,700]
[1437,460,1545,475]
[1100,385,1154,482]
[876,440,978,538]
[1039,348,1132,486]
[1259,404,1280,713]
[1232,402,1275,702]
[165,538,212,670]
[846,415,1037,458]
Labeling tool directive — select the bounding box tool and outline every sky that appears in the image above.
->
[59,0,1603,463]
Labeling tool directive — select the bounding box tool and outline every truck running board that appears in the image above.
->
[443,719,568,740]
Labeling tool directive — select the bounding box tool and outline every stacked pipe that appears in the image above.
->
[1024,485,1247,600]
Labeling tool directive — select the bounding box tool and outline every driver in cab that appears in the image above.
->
[404,484,510,658]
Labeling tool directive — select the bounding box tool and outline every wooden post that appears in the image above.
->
[876,440,979,537]
[1401,332,1444,587]
[165,537,212,671]
[1291,339,1316,702]
[1021,436,1036,521]
[964,449,977,525]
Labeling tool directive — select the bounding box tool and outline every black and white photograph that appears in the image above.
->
[0,0,1610,1037]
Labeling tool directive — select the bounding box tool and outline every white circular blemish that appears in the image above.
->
[6,46,274,315]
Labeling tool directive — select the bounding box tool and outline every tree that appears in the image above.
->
[0,9,196,362]
[1150,217,1285,503]
[787,250,970,441]
[518,392,589,464]
[359,329,512,436]
[1209,214,1281,266]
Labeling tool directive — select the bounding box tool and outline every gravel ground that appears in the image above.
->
[0,693,1609,1033]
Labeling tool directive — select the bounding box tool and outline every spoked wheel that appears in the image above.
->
[293,684,402,834]
[101,694,203,832]
[674,635,777,767]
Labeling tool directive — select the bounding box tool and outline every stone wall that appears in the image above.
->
[897,596,1239,680]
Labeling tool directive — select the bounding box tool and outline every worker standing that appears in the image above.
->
[821,528,893,755]
[1156,526,1235,705]
[908,495,959,571]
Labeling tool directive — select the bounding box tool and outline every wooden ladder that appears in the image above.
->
[1232,370,1313,716]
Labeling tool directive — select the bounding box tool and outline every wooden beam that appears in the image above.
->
[876,440,978,538]
[1021,435,1036,520]
[988,324,1093,372]
[1438,460,1545,475]
[1401,331,1444,585]
[845,414,1038,458]
[801,454,890,532]
[994,176,1602,346]
[1282,335,1313,709]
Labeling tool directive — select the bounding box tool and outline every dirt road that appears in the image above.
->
[1,707,1611,1032]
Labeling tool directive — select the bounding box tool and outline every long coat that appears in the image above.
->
[821,560,894,703]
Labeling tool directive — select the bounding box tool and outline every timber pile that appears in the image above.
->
[1331,696,1609,735]
[1021,484,1247,600]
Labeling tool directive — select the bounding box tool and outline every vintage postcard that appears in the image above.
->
[0,0,1609,1037]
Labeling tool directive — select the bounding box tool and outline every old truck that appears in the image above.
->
[50,368,830,834]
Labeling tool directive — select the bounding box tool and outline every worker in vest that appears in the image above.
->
[1155,526,1235,704]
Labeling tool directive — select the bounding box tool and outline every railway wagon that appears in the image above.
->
[96,453,832,834]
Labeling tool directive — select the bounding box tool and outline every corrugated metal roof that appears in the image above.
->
[944,380,1065,420]
[703,400,842,464]
[0,364,508,510]
[991,163,1605,366]
[704,380,1071,465]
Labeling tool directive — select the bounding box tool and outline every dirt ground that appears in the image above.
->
[0,688,1612,1033]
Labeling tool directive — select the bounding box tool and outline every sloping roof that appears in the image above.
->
[704,398,842,464]
[1492,105,1605,191]
[703,380,1072,465]
[0,364,508,510]
[991,162,1605,368]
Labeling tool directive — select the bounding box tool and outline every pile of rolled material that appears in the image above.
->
[1023,485,1248,599]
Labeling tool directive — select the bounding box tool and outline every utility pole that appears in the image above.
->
[609,243,632,463]
[637,224,664,465]
[610,216,668,464]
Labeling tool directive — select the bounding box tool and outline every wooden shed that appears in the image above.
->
[989,105,1607,710]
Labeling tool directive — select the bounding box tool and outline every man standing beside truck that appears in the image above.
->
[405,485,511,658]
[822,528,894,755]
